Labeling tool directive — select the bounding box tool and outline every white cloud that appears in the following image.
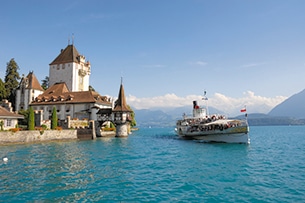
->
[209,91,287,115]
[190,61,208,66]
[126,91,287,116]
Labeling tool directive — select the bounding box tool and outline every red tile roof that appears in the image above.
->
[18,71,44,91]
[31,82,111,106]
[26,72,44,91]
[49,44,80,65]
[0,106,24,119]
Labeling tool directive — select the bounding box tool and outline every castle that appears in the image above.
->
[15,43,131,136]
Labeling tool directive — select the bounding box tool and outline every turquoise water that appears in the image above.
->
[1,126,305,202]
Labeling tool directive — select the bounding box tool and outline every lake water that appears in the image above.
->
[1,126,305,202]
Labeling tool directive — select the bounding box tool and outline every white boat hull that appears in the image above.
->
[176,125,250,144]
[179,133,250,144]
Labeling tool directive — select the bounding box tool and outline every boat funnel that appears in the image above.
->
[192,101,207,118]
[193,101,198,109]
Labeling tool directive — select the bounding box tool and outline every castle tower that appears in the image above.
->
[49,44,90,92]
[15,71,44,111]
[112,80,132,137]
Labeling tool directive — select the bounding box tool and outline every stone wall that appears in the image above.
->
[100,131,116,137]
[66,116,90,129]
[0,130,77,145]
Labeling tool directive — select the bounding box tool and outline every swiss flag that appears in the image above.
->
[240,108,246,113]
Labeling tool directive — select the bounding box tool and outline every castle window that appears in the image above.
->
[6,119,12,127]
[57,65,60,70]
[62,64,65,69]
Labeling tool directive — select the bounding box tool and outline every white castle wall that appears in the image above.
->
[15,88,44,111]
[49,61,90,92]
[49,63,74,91]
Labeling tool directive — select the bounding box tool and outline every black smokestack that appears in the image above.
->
[193,101,198,109]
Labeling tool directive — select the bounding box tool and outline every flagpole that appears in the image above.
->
[245,105,248,121]
[203,90,209,116]
[240,105,247,121]
[206,97,209,115]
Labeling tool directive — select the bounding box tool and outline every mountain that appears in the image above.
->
[134,108,305,128]
[269,89,305,119]
[134,109,174,127]
[235,113,305,126]
[134,106,232,128]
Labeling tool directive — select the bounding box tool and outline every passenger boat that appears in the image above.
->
[175,100,250,144]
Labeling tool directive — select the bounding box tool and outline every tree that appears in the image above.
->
[41,76,49,90]
[110,122,115,128]
[0,120,4,131]
[128,105,137,127]
[18,109,29,127]
[4,58,21,107]
[28,106,35,130]
[89,85,95,92]
[51,106,58,129]
[0,79,7,101]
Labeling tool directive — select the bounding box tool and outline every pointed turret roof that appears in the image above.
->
[18,71,44,91]
[49,44,80,65]
[113,83,131,112]
[26,71,44,91]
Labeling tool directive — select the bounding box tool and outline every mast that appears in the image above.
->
[203,90,209,115]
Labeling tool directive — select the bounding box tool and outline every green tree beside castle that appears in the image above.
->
[18,109,29,127]
[28,106,35,130]
[51,107,58,130]
[127,105,137,127]
[41,76,49,90]
[4,58,21,108]
[0,79,7,101]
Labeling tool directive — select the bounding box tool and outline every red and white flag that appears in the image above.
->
[240,106,247,113]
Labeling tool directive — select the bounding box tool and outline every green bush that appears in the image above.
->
[51,107,58,130]
[0,120,4,131]
[28,107,35,130]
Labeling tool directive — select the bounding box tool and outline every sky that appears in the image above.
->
[1,0,305,116]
